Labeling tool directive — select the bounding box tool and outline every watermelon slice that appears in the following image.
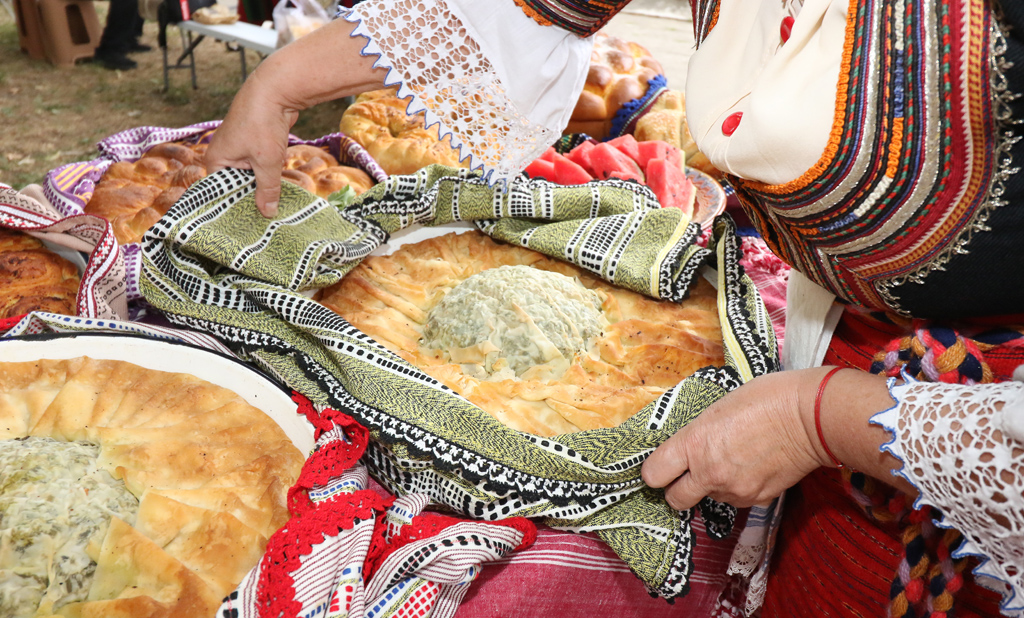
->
[538,146,558,163]
[553,153,593,185]
[646,158,696,217]
[566,141,596,176]
[606,134,641,164]
[524,158,557,182]
[637,140,684,174]
[589,143,645,183]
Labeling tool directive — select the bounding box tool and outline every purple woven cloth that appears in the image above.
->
[42,122,387,300]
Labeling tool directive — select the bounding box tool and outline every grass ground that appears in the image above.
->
[0,4,345,189]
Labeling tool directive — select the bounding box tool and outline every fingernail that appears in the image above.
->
[263,201,278,217]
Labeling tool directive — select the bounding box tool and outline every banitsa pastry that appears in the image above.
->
[318,231,724,437]
[0,357,305,618]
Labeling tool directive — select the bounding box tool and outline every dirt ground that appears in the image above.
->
[0,5,345,189]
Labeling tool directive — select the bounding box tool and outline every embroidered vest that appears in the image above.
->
[693,0,1018,318]
[513,0,633,37]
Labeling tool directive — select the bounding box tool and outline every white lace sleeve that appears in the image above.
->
[872,377,1024,616]
[338,0,593,183]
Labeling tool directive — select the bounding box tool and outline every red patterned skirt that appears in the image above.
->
[762,309,1020,617]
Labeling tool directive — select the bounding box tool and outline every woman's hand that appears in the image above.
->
[641,370,828,510]
[205,70,298,218]
[203,17,385,218]
[641,367,906,511]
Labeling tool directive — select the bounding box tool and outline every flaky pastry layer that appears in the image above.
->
[0,357,304,618]
[318,231,724,436]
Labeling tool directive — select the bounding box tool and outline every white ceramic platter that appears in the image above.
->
[0,334,316,455]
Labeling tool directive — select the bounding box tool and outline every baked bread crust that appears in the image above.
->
[339,89,467,176]
[85,141,376,246]
[0,357,305,618]
[0,228,80,319]
[318,231,724,436]
[567,32,665,140]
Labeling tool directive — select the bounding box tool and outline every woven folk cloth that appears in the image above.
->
[40,122,386,301]
[138,164,779,601]
[220,393,537,618]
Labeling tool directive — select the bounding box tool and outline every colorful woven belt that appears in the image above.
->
[513,0,632,37]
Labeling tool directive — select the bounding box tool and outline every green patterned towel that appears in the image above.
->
[140,165,779,600]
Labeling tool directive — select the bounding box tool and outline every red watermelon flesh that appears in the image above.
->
[606,134,640,163]
[538,146,558,163]
[590,143,645,183]
[553,153,593,185]
[566,141,596,176]
[524,158,557,182]
[637,140,684,173]
[646,158,696,217]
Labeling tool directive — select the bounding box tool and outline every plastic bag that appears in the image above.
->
[273,0,329,48]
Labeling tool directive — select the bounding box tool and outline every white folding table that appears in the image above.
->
[162,20,278,91]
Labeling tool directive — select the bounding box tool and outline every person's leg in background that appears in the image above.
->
[95,0,148,70]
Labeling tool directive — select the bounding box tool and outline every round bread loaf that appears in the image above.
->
[339,89,467,176]
[566,32,664,140]
[86,141,377,245]
[0,357,305,618]
[312,165,374,196]
[318,231,724,437]
[0,228,80,319]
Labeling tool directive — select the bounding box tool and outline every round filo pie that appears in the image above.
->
[0,357,304,618]
[318,231,725,437]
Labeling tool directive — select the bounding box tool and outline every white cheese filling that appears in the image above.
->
[422,265,607,379]
[0,437,139,617]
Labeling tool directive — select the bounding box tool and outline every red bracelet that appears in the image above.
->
[814,367,845,469]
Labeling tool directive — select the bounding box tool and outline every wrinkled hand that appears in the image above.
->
[204,70,298,218]
[641,369,830,511]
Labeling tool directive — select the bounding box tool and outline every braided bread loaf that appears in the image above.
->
[339,89,467,176]
[86,141,377,246]
[0,228,80,319]
[85,142,208,246]
[567,32,664,141]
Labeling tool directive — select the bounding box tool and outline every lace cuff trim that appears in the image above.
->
[872,377,1024,616]
[340,0,581,184]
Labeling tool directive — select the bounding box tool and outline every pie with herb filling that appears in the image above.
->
[318,231,724,436]
[0,357,304,618]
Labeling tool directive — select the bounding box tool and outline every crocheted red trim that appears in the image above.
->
[289,392,371,514]
[256,489,394,618]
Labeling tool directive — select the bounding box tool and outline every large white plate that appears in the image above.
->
[0,334,316,455]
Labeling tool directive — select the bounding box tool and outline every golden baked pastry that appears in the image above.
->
[0,357,305,618]
[318,231,724,437]
[85,141,208,246]
[0,228,80,319]
[339,89,467,176]
[633,89,724,180]
[567,32,665,141]
[85,140,377,245]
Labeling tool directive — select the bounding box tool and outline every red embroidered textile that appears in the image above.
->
[762,468,1002,617]
[762,309,1022,617]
